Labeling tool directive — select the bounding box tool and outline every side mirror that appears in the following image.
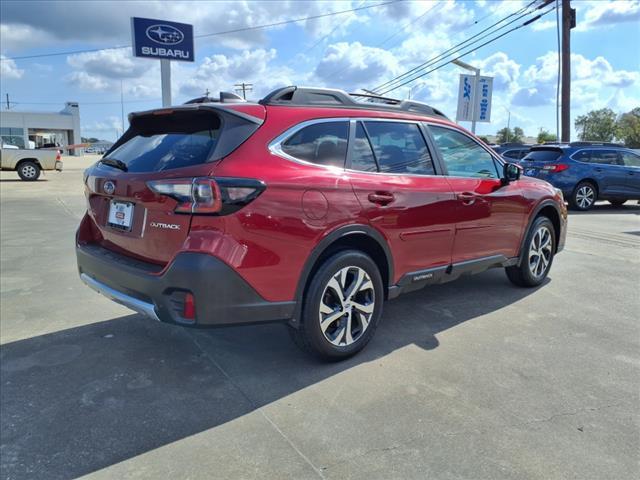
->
[502,162,521,184]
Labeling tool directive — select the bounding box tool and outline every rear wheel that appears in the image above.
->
[570,181,597,210]
[506,216,556,287]
[608,199,627,207]
[17,161,41,181]
[289,250,383,361]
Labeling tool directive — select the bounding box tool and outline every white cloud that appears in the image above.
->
[513,51,639,108]
[577,0,640,31]
[314,42,399,90]
[0,1,371,53]
[177,48,293,99]
[531,20,556,32]
[65,71,110,91]
[83,116,122,133]
[67,48,151,80]
[0,55,23,79]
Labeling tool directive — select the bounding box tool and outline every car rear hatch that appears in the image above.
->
[84,105,264,265]
[520,147,565,177]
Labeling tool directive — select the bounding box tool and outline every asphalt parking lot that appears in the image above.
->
[1,157,639,480]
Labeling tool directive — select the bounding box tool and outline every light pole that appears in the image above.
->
[504,106,511,143]
[452,58,480,134]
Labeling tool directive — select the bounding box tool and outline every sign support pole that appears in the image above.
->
[471,69,480,134]
[160,59,172,107]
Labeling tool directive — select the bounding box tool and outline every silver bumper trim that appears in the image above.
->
[80,273,160,321]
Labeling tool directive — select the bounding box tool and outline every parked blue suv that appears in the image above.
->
[520,142,640,210]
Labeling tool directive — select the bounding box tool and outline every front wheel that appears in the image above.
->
[506,216,556,287]
[289,250,384,361]
[17,161,41,181]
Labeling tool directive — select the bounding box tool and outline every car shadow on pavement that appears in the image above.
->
[0,269,546,480]
[568,203,640,215]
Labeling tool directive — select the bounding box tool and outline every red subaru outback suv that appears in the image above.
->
[77,86,567,360]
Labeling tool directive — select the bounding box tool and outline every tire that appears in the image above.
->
[17,161,41,181]
[289,250,384,361]
[608,199,627,207]
[506,216,556,288]
[570,181,597,211]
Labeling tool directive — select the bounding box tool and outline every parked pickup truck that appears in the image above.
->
[0,145,63,181]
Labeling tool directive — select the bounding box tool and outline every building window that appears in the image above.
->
[1,127,25,148]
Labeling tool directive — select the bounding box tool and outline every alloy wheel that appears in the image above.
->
[319,266,375,347]
[22,165,37,179]
[528,226,553,279]
[575,185,595,209]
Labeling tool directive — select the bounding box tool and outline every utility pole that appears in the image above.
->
[561,0,576,142]
[234,82,253,100]
[5,93,10,110]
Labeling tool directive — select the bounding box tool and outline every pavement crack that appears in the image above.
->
[185,331,327,480]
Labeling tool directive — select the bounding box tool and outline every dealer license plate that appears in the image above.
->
[108,201,134,231]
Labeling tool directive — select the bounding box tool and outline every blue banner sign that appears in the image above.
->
[131,17,194,62]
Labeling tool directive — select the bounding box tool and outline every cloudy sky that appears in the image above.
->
[1,0,639,141]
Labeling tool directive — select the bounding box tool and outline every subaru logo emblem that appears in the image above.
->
[103,181,115,195]
[146,24,184,45]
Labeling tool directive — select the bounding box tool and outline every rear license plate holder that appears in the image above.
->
[108,201,134,231]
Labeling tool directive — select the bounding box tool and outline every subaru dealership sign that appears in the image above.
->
[131,17,194,62]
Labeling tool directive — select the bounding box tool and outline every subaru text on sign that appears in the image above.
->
[131,17,194,62]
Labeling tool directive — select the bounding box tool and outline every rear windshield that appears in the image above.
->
[523,149,563,162]
[105,111,221,172]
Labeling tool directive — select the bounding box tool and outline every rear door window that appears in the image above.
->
[281,121,348,167]
[361,121,435,175]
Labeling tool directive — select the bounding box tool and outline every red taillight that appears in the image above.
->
[542,163,569,173]
[183,293,195,319]
[147,177,264,215]
[147,177,222,214]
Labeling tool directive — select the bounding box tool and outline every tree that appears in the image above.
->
[477,135,491,144]
[616,107,640,148]
[496,127,512,144]
[512,127,524,143]
[537,129,557,144]
[574,108,617,142]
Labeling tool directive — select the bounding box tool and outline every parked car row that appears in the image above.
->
[520,142,640,210]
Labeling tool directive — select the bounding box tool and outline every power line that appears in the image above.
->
[1,0,397,62]
[378,4,557,95]
[373,0,541,93]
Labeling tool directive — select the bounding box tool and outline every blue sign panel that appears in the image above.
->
[131,17,194,62]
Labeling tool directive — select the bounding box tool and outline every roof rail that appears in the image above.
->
[568,141,624,147]
[184,91,246,105]
[259,86,448,119]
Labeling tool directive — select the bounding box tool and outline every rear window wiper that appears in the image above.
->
[100,157,128,172]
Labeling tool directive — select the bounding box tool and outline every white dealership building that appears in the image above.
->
[0,102,81,155]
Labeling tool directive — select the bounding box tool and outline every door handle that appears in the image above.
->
[368,192,395,205]
[457,192,477,205]
[594,168,603,173]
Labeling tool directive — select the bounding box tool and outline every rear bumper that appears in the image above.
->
[76,243,296,326]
